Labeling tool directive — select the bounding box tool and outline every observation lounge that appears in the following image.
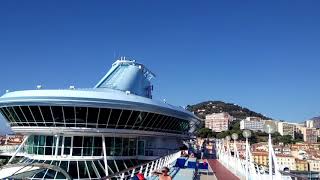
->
[0,58,200,179]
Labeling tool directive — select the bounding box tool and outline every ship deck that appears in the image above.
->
[207,159,239,180]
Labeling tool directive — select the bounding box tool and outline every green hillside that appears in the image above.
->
[186,100,271,120]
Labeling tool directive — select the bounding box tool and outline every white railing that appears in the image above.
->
[216,140,289,180]
[103,151,181,179]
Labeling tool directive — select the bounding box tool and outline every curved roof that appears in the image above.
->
[0,88,199,123]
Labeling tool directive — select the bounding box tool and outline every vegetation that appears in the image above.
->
[187,100,271,120]
[196,128,215,138]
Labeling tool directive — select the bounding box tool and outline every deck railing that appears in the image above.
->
[102,151,181,179]
[215,140,308,180]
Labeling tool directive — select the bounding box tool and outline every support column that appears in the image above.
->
[269,133,273,180]
[102,135,108,176]
[245,138,249,180]
[8,135,29,164]
[54,135,60,157]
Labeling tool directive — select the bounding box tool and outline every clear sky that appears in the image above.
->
[0,0,319,133]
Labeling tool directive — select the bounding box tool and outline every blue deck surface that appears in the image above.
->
[175,157,188,168]
[187,157,197,169]
[173,168,195,180]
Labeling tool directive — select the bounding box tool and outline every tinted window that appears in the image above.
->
[68,161,79,179]
[107,109,122,128]
[83,137,93,156]
[29,106,45,126]
[139,113,155,129]
[87,107,99,128]
[149,114,163,129]
[75,107,87,127]
[154,115,168,129]
[7,107,19,122]
[78,161,89,178]
[51,106,64,127]
[144,114,159,130]
[125,111,140,128]
[97,108,111,128]
[63,107,74,127]
[164,117,176,131]
[116,110,132,128]
[132,112,148,129]
[39,106,54,125]
[20,106,34,125]
[13,106,26,123]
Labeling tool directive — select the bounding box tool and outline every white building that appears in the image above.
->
[277,122,295,138]
[240,117,265,131]
[306,120,314,128]
[205,112,233,132]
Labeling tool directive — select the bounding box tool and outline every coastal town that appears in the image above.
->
[198,110,320,175]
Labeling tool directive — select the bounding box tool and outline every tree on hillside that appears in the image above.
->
[229,120,240,131]
[197,128,215,138]
[186,101,272,120]
[294,132,303,143]
[216,131,229,139]
[277,135,293,145]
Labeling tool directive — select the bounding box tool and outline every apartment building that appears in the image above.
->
[300,127,317,143]
[240,117,265,131]
[252,152,296,171]
[205,112,233,132]
[278,122,295,138]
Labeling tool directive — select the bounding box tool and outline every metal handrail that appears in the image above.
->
[102,151,181,179]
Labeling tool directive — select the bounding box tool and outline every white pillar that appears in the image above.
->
[154,159,159,171]
[144,163,149,177]
[268,133,273,180]
[245,137,249,180]
[102,135,108,177]
[131,169,135,177]
[270,144,281,179]
[234,140,238,173]
[148,161,154,176]
[54,135,60,157]
[8,135,29,164]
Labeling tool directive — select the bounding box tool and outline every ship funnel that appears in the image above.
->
[95,58,155,98]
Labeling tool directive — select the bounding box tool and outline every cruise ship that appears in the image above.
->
[0,58,201,179]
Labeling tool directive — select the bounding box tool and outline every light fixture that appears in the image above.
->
[263,122,276,134]
[69,85,75,89]
[225,135,231,141]
[242,130,252,138]
[231,133,238,140]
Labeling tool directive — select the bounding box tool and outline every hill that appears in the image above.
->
[311,116,320,121]
[186,100,271,120]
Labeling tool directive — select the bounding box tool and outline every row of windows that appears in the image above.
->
[0,106,190,134]
[25,135,140,157]
[19,158,146,179]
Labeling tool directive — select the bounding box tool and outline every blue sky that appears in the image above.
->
[0,0,319,133]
